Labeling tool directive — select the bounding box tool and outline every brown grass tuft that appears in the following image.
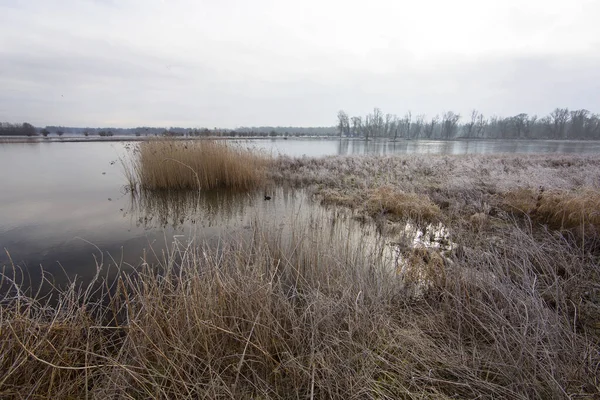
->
[500,188,539,215]
[469,212,488,231]
[366,186,441,223]
[124,139,270,191]
[319,188,358,208]
[538,189,600,231]
[501,188,600,239]
[401,247,447,288]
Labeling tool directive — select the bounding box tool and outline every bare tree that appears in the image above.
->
[550,108,569,139]
[0,122,37,136]
[338,106,600,141]
[464,110,481,138]
[21,123,36,136]
[372,108,383,137]
[588,114,600,139]
[401,111,412,139]
[512,113,529,139]
[364,114,372,141]
[337,110,350,137]
[475,113,487,138]
[425,115,439,139]
[384,114,393,137]
[569,109,589,139]
[440,111,460,139]
[388,115,399,140]
[412,115,425,139]
[524,115,537,139]
[496,117,511,138]
[350,116,362,137]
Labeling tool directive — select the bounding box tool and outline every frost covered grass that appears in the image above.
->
[273,154,600,235]
[124,139,270,191]
[273,154,600,194]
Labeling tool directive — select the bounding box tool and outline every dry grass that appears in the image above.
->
[500,187,539,214]
[1,210,600,399]
[501,188,600,240]
[394,247,447,293]
[366,186,441,223]
[538,189,600,230]
[124,139,270,191]
[319,186,441,226]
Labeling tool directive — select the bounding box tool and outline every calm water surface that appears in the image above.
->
[239,138,600,157]
[1,138,599,293]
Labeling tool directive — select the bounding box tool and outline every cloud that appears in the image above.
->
[1,0,599,127]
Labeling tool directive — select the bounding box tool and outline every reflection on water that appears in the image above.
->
[127,187,295,231]
[0,185,312,295]
[127,189,250,230]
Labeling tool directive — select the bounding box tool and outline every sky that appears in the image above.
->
[1,0,599,128]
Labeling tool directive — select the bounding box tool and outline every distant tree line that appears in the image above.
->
[234,126,336,136]
[8,109,599,140]
[35,125,338,138]
[0,122,37,136]
[337,108,600,140]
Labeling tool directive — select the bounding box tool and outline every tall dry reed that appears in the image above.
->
[124,139,269,191]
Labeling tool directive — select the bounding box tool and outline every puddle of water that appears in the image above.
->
[390,222,454,293]
[346,216,456,294]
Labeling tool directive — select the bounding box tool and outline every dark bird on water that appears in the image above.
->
[264,195,271,201]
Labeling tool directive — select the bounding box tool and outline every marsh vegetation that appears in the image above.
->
[1,145,600,399]
[123,139,270,191]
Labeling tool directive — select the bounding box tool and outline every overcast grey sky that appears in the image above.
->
[1,0,599,128]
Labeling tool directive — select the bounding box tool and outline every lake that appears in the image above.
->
[2,138,600,294]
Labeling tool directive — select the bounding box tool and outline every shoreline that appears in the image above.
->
[2,135,600,144]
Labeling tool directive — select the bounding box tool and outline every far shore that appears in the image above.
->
[2,135,600,144]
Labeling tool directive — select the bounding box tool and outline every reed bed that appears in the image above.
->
[1,209,599,399]
[124,140,270,191]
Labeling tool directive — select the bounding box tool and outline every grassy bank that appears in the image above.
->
[1,152,600,398]
[124,140,270,191]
